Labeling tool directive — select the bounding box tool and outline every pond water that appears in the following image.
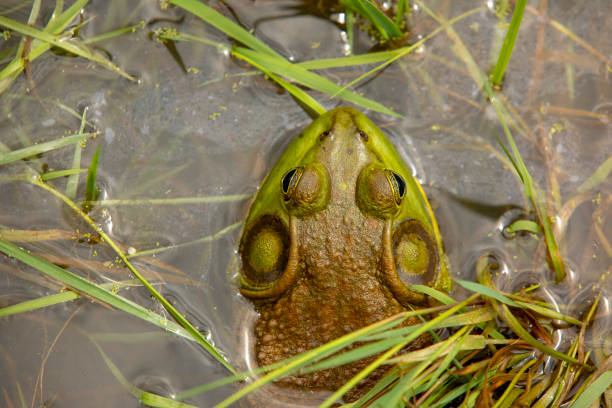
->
[0,0,610,406]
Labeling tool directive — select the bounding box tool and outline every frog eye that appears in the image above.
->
[239,215,289,289]
[392,220,437,287]
[281,163,330,217]
[281,167,303,201]
[356,164,405,219]
[386,170,406,205]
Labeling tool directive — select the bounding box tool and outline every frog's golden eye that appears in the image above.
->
[392,219,437,287]
[386,170,406,205]
[239,215,289,289]
[281,163,330,217]
[281,167,303,201]
[356,164,406,219]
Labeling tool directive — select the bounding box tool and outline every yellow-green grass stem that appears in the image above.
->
[17,174,236,375]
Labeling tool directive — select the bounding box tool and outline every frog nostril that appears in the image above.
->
[358,130,368,141]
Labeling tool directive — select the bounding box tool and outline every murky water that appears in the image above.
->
[0,0,610,406]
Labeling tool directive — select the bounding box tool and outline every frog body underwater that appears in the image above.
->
[238,107,450,395]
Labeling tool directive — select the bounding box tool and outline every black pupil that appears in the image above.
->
[282,169,297,193]
[392,172,406,197]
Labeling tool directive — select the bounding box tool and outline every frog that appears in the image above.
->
[238,106,450,398]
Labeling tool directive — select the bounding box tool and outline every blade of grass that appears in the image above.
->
[296,50,404,69]
[169,0,399,116]
[127,220,242,259]
[352,369,399,407]
[341,0,403,40]
[479,270,582,366]
[506,219,541,234]
[490,0,526,86]
[8,175,237,375]
[569,371,612,408]
[577,154,612,194]
[492,358,536,408]
[83,143,101,203]
[333,5,484,98]
[240,56,325,115]
[43,0,87,34]
[0,15,135,82]
[41,168,87,181]
[0,132,96,166]
[233,46,400,117]
[381,328,474,406]
[318,294,479,407]
[0,279,141,317]
[214,313,408,408]
[485,80,565,282]
[66,107,89,200]
[87,195,252,206]
[455,279,520,307]
[82,21,146,44]
[0,238,193,339]
[91,340,198,408]
[168,0,279,57]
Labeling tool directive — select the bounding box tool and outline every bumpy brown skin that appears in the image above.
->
[249,111,430,399]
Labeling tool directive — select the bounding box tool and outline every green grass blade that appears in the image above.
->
[66,105,89,201]
[0,279,140,317]
[455,279,520,307]
[0,15,135,81]
[169,0,399,116]
[214,314,407,408]
[0,290,80,317]
[506,219,541,234]
[0,132,95,166]
[296,50,402,69]
[424,330,472,389]
[87,195,251,207]
[577,154,612,194]
[569,371,612,408]
[168,0,279,56]
[303,336,406,374]
[41,168,87,181]
[485,81,565,282]
[242,58,326,115]
[490,0,526,86]
[0,0,87,88]
[318,294,479,406]
[233,46,400,117]
[84,143,101,203]
[479,270,581,366]
[82,21,146,44]
[352,369,399,407]
[24,178,237,375]
[44,0,88,34]
[92,340,198,408]
[0,238,194,340]
[341,0,403,40]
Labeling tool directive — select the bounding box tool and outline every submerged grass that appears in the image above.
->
[490,0,526,87]
[1,1,610,407]
[0,0,135,93]
[194,265,602,407]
